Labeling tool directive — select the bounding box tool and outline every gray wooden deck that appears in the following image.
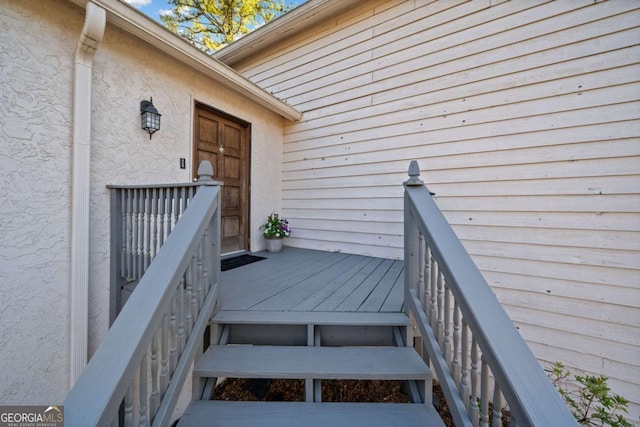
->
[220,248,404,313]
[178,248,447,427]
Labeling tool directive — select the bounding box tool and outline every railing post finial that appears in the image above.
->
[197,160,214,182]
[404,160,424,186]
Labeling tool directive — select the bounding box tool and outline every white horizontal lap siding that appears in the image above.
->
[233,0,640,419]
[282,7,640,110]
[283,179,404,257]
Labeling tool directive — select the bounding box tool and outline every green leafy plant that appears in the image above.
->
[547,362,632,427]
[260,213,291,238]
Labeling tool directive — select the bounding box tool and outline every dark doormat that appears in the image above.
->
[221,254,267,272]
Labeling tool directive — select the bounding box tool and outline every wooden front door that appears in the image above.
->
[194,104,250,254]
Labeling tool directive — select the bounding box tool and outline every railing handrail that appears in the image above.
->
[404,161,576,426]
[106,181,222,190]
[65,183,220,426]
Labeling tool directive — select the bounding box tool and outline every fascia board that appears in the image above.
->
[214,0,365,66]
[67,0,302,121]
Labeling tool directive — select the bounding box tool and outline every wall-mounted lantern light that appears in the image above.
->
[140,97,161,139]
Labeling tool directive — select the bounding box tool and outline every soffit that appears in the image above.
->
[67,0,302,121]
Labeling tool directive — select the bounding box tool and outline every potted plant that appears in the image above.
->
[260,213,291,253]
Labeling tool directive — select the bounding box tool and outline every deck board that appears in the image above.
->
[220,248,404,314]
[223,251,348,310]
[290,256,374,311]
[178,401,445,427]
[381,271,405,312]
[311,257,384,311]
[251,254,369,311]
[195,345,431,379]
[212,310,410,325]
[335,259,395,312]
[359,260,404,312]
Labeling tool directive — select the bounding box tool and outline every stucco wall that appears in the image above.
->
[0,0,79,404]
[0,0,284,406]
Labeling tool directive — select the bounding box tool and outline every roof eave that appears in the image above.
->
[214,0,365,67]
[67,0,302,121]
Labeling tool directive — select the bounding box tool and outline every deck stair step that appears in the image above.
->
[212,310,411,326]
[178,401,445,426]
[194,345,430,380]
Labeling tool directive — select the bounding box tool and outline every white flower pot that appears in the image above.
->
[265,237,284,253]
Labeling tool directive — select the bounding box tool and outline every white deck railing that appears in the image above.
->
[107,180,203,323]
[65,162,221,427]
[403,161,577,427]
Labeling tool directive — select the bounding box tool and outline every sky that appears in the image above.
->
[123,0,309,24]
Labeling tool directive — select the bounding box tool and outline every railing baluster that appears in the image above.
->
[120,190,127,280]
[149,330,159,418]
[166,188,173,236]
[436,271,444,347]
[429,256,437,330]
[160,312,169,396]
[443,286,452,366]
[185,262,194,337]
[202,232,210,296]
[169,289,178,374]
[417,233,425,303]
[492,385,503,427]
[138,354,148,427]
[196,239,205,310]
[133,189,139,280]
[144,188,151,272]
[151,188,158,260]
[421,242,432,369]
[177,277,186,352]
[480,358,490,427]
[127,189,133,280]
[470,338,480,427]
[206,223,215,295]
[460,320,470,411]
[132,189,137,280]
[423,245,431,313]
[138,189,144,280]
[452,302,461,386]
[124,383,134,427]
[181,186,188,217]
[173,187,180,231]
[131,189,137,281]
[157,188,165,249]
[188,186,195,206]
